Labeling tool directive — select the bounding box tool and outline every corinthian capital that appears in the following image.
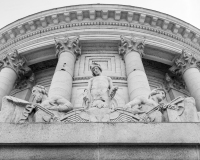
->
[0,50,32,80]
[169,49,200,76]
[119,35,145,57]
[55,36,81,57]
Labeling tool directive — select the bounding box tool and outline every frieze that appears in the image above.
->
[81,41,119,54]
[144,46,175,62]
[24,47,55,62]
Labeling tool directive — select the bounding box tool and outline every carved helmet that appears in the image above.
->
[32,85,48,96]
[149,88,166,99]
[90,62,102,74]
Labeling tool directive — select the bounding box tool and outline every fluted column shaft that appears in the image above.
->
[170,50,200,111]
[119,36,151,101]
[48,37,80,101]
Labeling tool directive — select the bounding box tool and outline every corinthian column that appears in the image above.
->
[119,36,151,101]
[48,36,81,101]
[170,49,200,111]
[0,50,32,108]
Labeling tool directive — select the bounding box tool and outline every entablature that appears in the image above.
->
[20,36,178,67]
[0,4,199,57]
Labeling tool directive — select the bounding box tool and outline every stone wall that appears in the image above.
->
[0,123,199,160]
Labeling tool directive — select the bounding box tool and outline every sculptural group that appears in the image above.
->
[0,62,199,123]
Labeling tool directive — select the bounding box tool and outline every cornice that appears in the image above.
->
[0,4,199,54]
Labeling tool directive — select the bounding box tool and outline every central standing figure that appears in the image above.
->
[81,62,118,122]
[85,62,118,109]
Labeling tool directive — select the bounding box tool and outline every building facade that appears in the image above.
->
[0,4,200,159]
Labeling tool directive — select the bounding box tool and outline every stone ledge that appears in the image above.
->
[0,123,199,144]
[0,145,199,160]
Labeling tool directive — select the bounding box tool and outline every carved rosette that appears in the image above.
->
[0,49,33,80]
[119,35,145,57]
[55,36,81,58]
[169,49,200,76]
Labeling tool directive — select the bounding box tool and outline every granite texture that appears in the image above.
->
[0,123,200,160]
[0,123,199,144]
[0,145,198,160]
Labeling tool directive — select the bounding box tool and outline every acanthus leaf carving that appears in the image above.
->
[0,49,33,80]
[119,35,145,57]
[55,36,81,57]
[169,49,200,76]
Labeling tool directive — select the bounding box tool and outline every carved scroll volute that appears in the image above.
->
[0,49,32,80]
[169,49,200,76]
[55,36,81,58]
[119,35,145,57]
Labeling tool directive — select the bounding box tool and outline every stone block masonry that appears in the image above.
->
[0,123,200,159]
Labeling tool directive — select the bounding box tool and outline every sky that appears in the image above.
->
[0,0,200,30]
